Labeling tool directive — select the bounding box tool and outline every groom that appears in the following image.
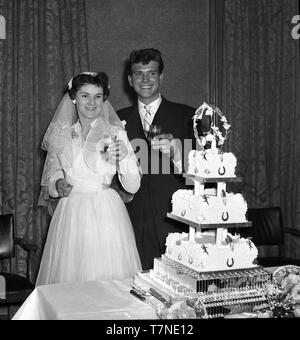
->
[116,48,196,270]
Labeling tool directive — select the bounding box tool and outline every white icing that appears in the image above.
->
[165,232,258,272]
[171,189,247,224]
[188,149,237,178]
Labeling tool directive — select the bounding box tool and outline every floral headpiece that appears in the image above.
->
[193,102,231,151]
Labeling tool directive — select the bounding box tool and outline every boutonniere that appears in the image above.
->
[121,120,127,128]
[71,127,79,139]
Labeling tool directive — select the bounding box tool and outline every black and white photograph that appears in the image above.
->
[0,0,300,327]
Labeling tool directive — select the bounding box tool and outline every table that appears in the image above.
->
[13,267,278,320]
[12,279,158,320]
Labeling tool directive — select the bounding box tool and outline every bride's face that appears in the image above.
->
[76,84,104,121]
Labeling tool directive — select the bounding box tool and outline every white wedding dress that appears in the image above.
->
[36,131,141,286]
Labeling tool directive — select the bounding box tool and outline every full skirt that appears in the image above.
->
[36,188,141,285]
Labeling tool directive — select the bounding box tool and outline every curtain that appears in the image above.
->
[218,0,300,258]
[0,0,89,281]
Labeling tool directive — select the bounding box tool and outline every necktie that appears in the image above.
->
[143,105,152,135]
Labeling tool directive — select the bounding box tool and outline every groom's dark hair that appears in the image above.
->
[128,48,164,74]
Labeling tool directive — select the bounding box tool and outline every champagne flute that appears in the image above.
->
[102,134,112,154]
[100,133,119,165]
[147,124,162,142]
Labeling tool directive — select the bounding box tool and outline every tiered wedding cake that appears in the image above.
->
[132,103,271,318]
[165,102,257,272]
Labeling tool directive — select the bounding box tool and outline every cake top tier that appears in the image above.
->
[193,102,231,151]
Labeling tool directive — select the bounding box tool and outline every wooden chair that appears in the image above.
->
[238,207,300,267]
[0,214,37,319]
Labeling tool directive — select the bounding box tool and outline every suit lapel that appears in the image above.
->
[151,97,169,129]
[126,104,145,141]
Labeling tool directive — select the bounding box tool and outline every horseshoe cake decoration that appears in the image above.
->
[218,165,226,176]
[222,212,229,221]
[226,257,234,268]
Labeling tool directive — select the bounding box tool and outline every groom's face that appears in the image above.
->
[128,60,164,105]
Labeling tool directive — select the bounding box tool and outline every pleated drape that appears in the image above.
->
[219,0,300,257]
[0,0,89,281]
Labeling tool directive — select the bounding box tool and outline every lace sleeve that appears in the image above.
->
[38,152,65,215]
[118,152,142,194]
[42,121,72,153]
[116,129,142,193]
[109,129,142,202]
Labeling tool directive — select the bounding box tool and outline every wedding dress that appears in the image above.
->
[36,123,141,285]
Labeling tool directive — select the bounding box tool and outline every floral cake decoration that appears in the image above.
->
[193,102,231,151]
[263,265,300,318]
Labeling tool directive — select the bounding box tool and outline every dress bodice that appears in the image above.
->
[65,142,115,193]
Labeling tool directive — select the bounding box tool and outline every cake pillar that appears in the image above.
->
[217,182,226,198]
[194,181,204,196]
[222,228,228,240]
[195,227,202,238]
[211,138,217,150]
[189,226,195,242]
[216,228,223,247]
[215,227,228,246]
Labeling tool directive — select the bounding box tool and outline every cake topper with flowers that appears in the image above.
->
[193,102,231,151]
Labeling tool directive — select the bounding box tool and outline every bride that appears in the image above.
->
[36,72,142,285]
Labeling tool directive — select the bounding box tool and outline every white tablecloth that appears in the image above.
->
[12,279,158,320]
[13,267,278,320]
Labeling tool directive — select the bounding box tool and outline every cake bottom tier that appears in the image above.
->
[133,260,272,318]
[153,256,271,293]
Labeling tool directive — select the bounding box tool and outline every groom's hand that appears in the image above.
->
[151,133,181,162]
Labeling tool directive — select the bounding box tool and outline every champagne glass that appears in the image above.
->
[100,134,119,165]
[147,124,162,142]
[102,134,112,153]
[98,135,114,157]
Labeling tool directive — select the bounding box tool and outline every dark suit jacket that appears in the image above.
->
[116,97,195,270]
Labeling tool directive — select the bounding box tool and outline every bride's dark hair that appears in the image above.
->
[68,72,110,101]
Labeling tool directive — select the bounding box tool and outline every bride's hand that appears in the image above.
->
[55,178,73,197]
[107,139,128,162]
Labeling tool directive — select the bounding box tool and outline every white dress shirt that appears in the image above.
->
[138,94,162,132]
